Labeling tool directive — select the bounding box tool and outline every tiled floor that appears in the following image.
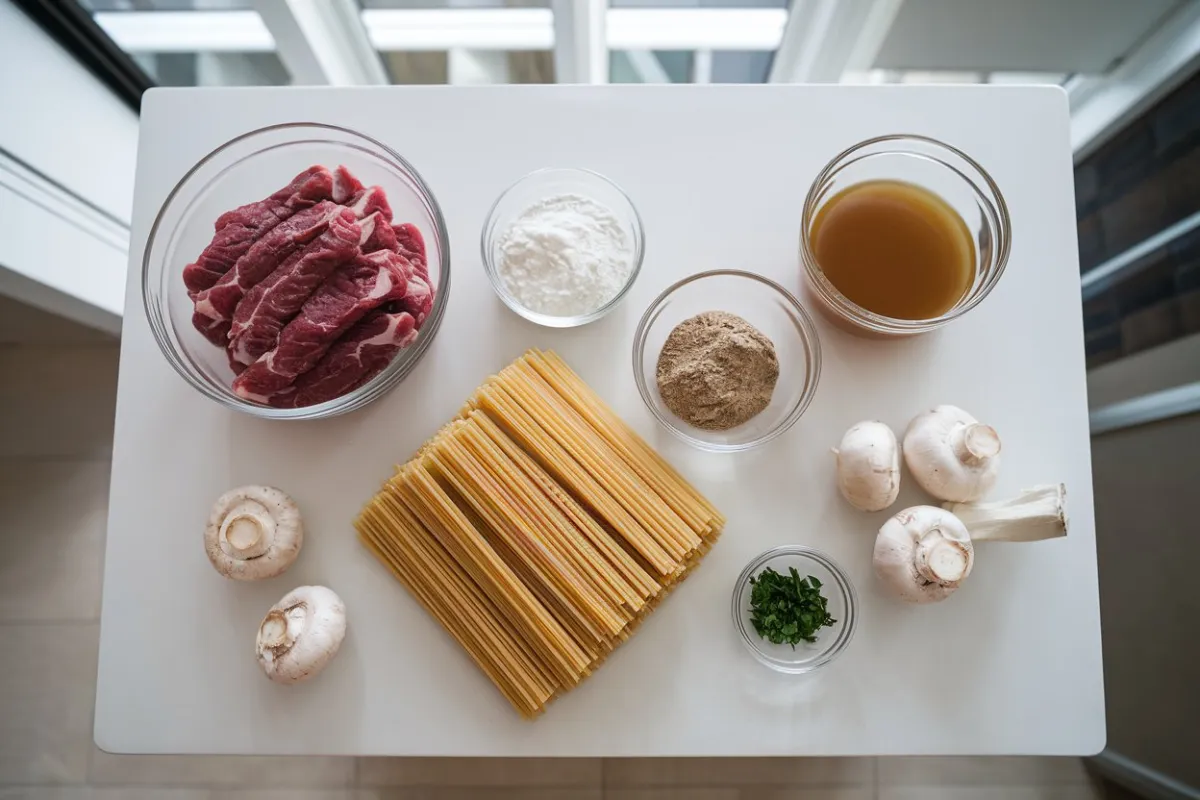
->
[0,299,1107,799]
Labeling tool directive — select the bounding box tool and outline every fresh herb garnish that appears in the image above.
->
[748,566,836,648]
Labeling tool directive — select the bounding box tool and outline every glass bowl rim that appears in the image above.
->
[799,132,1012,334]
[140,120,452,420]
[730,544,859,674]
[631,269,822,453]
[479,166,646,328]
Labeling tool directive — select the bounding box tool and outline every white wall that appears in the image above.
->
[0,0,139,334]
[0,1,139,221]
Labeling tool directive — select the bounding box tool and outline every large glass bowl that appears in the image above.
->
[142,122,450,419]
[732,546,858,674]
[632,270,821,452]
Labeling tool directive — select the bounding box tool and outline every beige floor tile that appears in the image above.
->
[877,757,1090,786]
[603,758,873,787]
[0,790,209,799]
[0,623,98,784]
[0,297,116,345]
[0,346,119,460]
[880,786,1102,800]
[213,792,383,800]
[88,750,355,788]
[747,791,873,800]
[421,791,601,800]
[604,791,738,800]
[0,461,108,622]
[357,758,602,787]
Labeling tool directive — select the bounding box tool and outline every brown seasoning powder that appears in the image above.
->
[656,311,779,431]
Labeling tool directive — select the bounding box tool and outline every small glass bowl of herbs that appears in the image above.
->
[731,546,858,674]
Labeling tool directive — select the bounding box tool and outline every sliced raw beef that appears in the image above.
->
[269,308,418,408]
[190,200,343,345]
[231,250,412,403]
[347,184,392,221]
[360,212,398,253]
[397,272,433,326]
[182,166,333,294]
[332,165,364,203]
[226,208,360,367]
[393,223,428,282]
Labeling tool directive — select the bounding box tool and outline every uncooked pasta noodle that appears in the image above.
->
[355,350,724,718]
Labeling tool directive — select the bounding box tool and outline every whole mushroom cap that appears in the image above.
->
[256,585,347,684]
[204,485,303,581]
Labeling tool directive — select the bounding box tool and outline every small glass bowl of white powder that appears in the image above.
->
[481,167,644,327]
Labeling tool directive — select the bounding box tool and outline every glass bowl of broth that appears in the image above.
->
[800,134,1011,337]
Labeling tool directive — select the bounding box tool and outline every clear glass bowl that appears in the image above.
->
[632,270,821,452]
[480,167,644,328]
[731,546,858,674]
[800,134,1011,337]
[142,122,450,419]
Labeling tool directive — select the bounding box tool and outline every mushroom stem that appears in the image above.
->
[255,586,346,685]
[259,609,290,648]
[943,484,1068,542]
[951,423,1001,466]
[224,513,266,556]
[916,530,972,585]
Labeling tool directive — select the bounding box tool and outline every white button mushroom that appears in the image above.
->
[833,420,900,512]
[256,585,347,684]
[876,487,1069,604]
[943,484,1068,542]
[874,505,974,603]
[903,405,1001,502]
[204,485,303,581]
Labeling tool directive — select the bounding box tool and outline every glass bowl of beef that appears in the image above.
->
[142,122,450,419]
[632,270,822,453]
[480,167,644,328]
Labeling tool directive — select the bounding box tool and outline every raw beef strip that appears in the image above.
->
[231,250,412,403]
[190,200,343,345]
[393,223,428,281]
[397,272,433,326]
[360,212,398,253]
[182,166,333,294]
[347,184,392,221]
[332,165,363,203]
[270,308,418,408]
[226,208,360,367]
[214,165,331,231]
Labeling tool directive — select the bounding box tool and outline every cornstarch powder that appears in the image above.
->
[496,194,633,316]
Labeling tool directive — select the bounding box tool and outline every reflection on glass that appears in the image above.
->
[78,0,255,10]
[361,0,550,7]
[134,52,289,87]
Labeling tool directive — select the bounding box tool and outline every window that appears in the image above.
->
[76,0,289,86]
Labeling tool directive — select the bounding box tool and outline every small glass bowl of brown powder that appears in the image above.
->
[633,270,822,452]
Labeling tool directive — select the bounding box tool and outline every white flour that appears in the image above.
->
[496,193,633,316]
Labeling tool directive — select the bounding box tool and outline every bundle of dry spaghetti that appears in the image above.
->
[356,349,724,718]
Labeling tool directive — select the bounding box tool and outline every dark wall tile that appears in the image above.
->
[1076,164,1101,215]
[1098,174,1172,256]
[1078,213,1107,271]
[1162,145,1200,223]
[1152,77,1200,157]
[1120,298,1183,356]
[1096,122,1157,199]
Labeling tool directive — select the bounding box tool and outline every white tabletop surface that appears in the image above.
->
[96,85,1104,757]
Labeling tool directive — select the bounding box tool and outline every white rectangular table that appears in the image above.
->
[96,86,1104,756]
